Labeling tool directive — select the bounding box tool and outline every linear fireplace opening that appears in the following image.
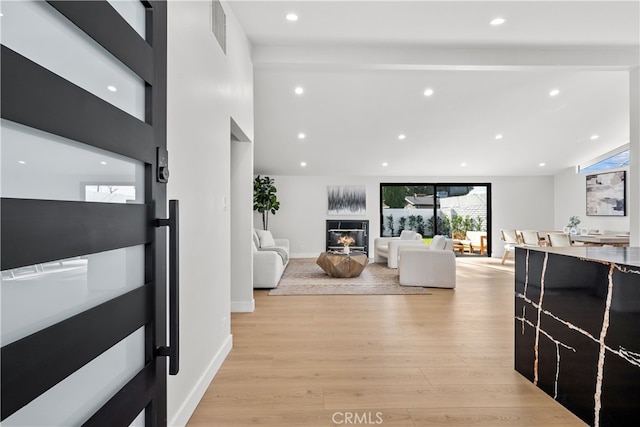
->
[326,220,369,255]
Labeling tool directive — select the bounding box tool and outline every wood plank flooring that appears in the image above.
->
[187,257,587,427]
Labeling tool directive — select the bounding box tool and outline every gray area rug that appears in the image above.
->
[268,258,430,296]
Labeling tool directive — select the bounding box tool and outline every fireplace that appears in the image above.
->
[326,220,369,255]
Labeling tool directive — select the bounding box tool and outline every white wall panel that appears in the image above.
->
[166,0,254,424]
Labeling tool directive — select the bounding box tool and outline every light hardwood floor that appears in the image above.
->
[188,257,587,427]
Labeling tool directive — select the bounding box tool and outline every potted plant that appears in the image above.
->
[566,216,581,235]
[253,175,280,230]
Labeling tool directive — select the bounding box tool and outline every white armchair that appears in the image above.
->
[374,230,424,268]
[397,236,456,289]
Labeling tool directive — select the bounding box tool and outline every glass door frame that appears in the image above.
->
[379,182,492,256]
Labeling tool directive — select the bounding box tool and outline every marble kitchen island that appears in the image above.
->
[514,246,640,427]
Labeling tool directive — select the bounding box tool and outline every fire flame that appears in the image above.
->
[338,235,355,246]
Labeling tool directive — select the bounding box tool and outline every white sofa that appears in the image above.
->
[253,229,290,289]
[374,230,424,268]
[398,235,456,288]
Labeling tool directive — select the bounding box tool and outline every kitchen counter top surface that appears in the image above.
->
[521,246,640,268]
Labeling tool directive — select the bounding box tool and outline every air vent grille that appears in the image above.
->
[211,0,226,54]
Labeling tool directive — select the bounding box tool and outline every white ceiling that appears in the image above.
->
[229,0,640,176]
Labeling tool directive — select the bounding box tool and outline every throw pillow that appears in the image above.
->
[252,229,261,248]
[400,230,417,240]
[255,229,275,248]
[431,235,445,250]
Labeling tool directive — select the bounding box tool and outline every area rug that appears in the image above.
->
[268,258,430,296]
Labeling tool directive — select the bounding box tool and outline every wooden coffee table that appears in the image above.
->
[316,251,368,278]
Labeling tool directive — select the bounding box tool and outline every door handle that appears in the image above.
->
[155,200,179,375]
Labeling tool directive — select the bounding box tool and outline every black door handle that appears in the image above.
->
[155,200,179,375]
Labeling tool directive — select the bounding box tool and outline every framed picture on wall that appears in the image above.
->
[327,185,366,215]
[586,171,626,216]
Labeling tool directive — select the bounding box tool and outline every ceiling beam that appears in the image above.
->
[253,45,640,71]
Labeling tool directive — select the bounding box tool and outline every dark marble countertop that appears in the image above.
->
[519,246,640,268]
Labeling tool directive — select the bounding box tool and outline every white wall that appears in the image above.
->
[231,136,255,313]
[630,67,639,246]
[554,166,630,233]
[167,1,253,425]
[257,175,555,258]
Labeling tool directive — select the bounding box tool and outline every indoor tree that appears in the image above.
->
[253,175,280,230]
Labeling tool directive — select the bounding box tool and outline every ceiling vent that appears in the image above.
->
[211,0,226,54]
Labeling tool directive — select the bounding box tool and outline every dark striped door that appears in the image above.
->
[1,1,172,425]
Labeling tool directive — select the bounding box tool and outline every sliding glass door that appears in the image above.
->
[380,183,491,255]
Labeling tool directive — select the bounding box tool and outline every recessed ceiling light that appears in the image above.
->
[298,133,306,139]
[490,17,506,26]
[424,88,434,97]
[549,89,560,97]
[495,134,503,140]
[590,134,600,140]
[18,160,26,164]
[300,162,307,167]
[539,162,546,167]
[382,162,389,167]
[0,12,4,17]
[100,161,108,165]
[461,162,467,167]
[107,85,117,92]
[398,134,406,140]
[285,13,298,21]
[294,86,304,95]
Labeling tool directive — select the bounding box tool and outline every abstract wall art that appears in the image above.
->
[327,185,366,215]
[586,171,626,216]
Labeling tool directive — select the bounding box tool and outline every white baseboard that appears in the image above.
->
[169,334,233,427]
[231,298,255,313]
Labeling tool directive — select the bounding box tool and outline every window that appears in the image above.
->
[380,183,491,255]
[578,145,629,174]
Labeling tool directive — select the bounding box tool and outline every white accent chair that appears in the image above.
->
[501,229,521,265]
[374,230,424,269]
[252,229,290,289]
[397,235,456,288]
[520,230,542,247]
[547,232,572,247]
